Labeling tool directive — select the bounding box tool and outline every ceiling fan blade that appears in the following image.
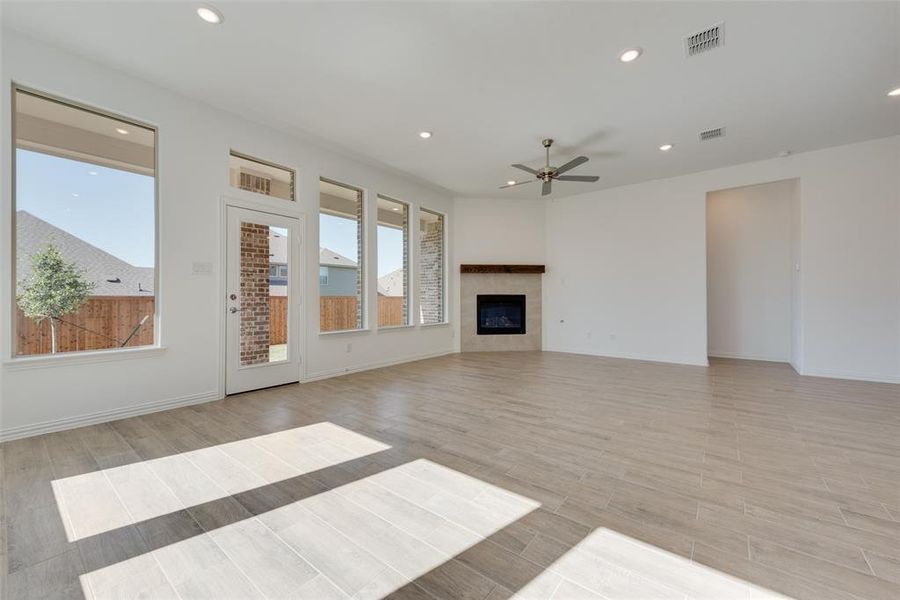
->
[555,155,589,175]
[556,175,599,182]
[499,180,535,189]
[511,163,539,175]
[542,180,552,196]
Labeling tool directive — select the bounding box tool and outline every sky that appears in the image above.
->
[16,149,156,267]
[18,148,405,277]
[320,213,404,277]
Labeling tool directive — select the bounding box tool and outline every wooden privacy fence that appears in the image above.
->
[377,296,404,327]
[16,296,155,356]
[269,295,406,340]
[270,296,288,344]
[17,294,405,354]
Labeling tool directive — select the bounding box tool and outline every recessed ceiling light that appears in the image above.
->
[88,171,98,176]
[391,207,400,211]
[197,5,223,24]
[115,127,129,135]
[72,193,79,197]
[619,48,642,63]
[507,180,516,186]
[659,143,674,151]
[888,87,900,97]
[419,131,433,139]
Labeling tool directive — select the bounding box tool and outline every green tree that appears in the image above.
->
[17,244,95,353]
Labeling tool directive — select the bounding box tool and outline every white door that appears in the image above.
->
[225,206,302,394]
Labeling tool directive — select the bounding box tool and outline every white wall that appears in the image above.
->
[544,181,710,365]
[542,136,900,382]
[0,31,455,440]
[452,198,546,350]
[706,179,797,362]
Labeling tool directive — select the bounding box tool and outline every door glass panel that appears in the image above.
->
[240,222,289,365]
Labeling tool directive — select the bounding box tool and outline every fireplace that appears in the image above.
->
[477,294,526,335]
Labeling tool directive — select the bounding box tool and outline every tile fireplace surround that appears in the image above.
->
[460,264,544,352]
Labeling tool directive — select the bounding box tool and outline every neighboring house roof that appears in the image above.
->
[320,247,357,268]
[16,210,154,297]
[377,268,404,296]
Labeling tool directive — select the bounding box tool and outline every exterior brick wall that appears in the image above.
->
[418,214,444,324]
[354,192,364,328]
[401,204,409,324]
[240,222,271,365]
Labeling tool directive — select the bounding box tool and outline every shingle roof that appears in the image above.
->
[319,247,357,268]
[16,211,154,297]
[377,268,404,296]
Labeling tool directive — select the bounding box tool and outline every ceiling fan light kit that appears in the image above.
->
[501,138,600,196]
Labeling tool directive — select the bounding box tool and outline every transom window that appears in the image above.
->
[229,151,295,201]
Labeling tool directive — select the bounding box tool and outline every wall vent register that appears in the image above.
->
[699,126,726,141]
[685,22,724,57]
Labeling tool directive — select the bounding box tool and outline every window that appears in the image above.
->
[229,151,294,201]
[319,267,329,285]
[268,263,288,281]
[418,209,445,324]
[376,196,409,327]
[13,87,157,356]
[319,179,364,332]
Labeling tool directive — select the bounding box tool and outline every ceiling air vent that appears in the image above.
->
[699,127,725,141]
[685,22,724,57]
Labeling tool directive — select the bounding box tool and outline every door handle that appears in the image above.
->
[229,306,242,314]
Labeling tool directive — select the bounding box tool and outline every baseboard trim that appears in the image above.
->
[543,346,709,367]
[0,390,221,443]
[303,349,457,383]
[799,368,900,385]
[708,351,790,363]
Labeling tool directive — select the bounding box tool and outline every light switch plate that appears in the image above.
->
[192,262,213,276]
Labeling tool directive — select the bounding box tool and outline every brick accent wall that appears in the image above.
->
[239,222,271,365]
[401,204,409,324]
[418,214,444,324]
[354,192,364,329]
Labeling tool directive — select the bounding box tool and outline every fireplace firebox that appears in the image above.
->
[477,294,526,335]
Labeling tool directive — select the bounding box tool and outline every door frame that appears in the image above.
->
[218,194,307,396]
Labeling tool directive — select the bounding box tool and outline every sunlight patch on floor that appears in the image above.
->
[514,528,790,600]
[79,458,541,599]
[52,422,390,542]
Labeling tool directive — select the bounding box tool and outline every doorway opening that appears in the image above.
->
[706,178,801,371]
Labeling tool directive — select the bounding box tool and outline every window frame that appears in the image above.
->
[318,177,366,333]
[9,83,160,361]
[417,206,448,326]
[376,194,411,328]
[229,150,296,202]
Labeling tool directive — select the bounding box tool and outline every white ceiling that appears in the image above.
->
[3,1,899,199]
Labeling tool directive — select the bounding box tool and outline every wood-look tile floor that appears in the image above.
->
[2,352,899,600]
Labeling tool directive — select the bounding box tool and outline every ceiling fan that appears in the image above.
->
[500,138,599,196]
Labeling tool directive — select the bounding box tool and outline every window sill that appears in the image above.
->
[419,322,451,328]
[3,346,167,371]
[377,324,415,331]
[319,328,372,337]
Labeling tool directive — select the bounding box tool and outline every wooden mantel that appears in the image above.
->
[460,264,545,274]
